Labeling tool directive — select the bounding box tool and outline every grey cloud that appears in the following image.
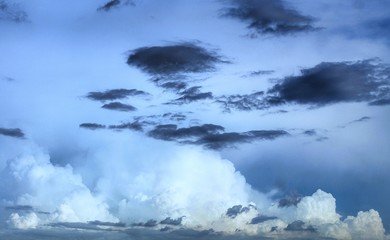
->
[250,215,277,224]
[242,70,275,78]
[0,0,28,22]
[109,121,143,131]
[369,98,390,106]
[97,0,134,12]
[226,205,250,218]
[101,102,137,112]
[278,192,302,208]
[221,0,318,37]
[302,129,316,136]
[79,123,106,130]
[194,130,288,150]
[5,205,33,211]
[49,222,102,231]
[168,86,213,105]
[86,89,149,102]
[127,42,228,89]
[162,113,187,122]
[160,81,188,92]
[148,124,224,141]
[160,217,184,226]
[285,220,316,232]
[268,60,390,106]
[148,124,288,150]
[216,91,264,112]
[132,219,158,228]
[88,220,126,227]
[0,127,25,139]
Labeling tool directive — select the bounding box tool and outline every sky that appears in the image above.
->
[0,0,390,239]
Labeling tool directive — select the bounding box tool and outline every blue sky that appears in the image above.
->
[1,0,390,239]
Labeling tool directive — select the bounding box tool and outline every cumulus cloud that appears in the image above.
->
[108,121,143,131]
[216,91,265,112]
[86,89,149,102]
[7,212,39,229]
[0,127,25,139]
[101,102,137,112]
[0,0,28,22]
[221,0,318,37]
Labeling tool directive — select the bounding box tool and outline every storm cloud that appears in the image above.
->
[127,42,228,89]
[221,0,317,36]
[0,127,25,139]
[0,0,28,22]
[268,60,390,106]
[148,124,288,149]
[101,102,137,112]
[86,89,149,102]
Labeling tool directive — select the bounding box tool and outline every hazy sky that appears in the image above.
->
[1,0,390,239]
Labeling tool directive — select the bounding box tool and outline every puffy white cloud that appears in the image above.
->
[7,213,39,229]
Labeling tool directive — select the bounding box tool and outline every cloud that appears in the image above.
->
[216,91,265,112]
[97,0,134,12]
[194,130,288,150]
[132,219,158,228]
[0,0,28,22]
[226,205,251,218]
[109,121,143,131]
[221,0,318,37]
[369,98,390,106]
[127,42,228,89]
[268,59,390,106]
[86,89,149,102]
[101,102,137,112]
[160,217,183,226]
[0,128,25,139]
[278,192,302,208]
[285,220,316,232]
[250,215,277,224]
[242,70,274,78]
[79,123,106,130]
[148,124,224,141]
[7,213,39,229]
[148,124,288,149]
[168,86,213,105]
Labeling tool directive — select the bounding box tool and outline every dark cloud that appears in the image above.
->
[194,130,288,150]
[5,205,33,211]
[88,221,126,227]
[216,91,264,112]
[278,192,302,208]
[268,60,390,106]
[127,42,228,88]
[168,86,213,105]
[162,113,187,122]
[0,127,25,139]
[160,217,184,226]
[148,124,224,141]
[221,0,318,36]
[242,70,274,78]
[369,98,390,106]
[49,222,101,231]
[285,220,316,232]
[302,129,316,136]
[250,215,277,224]
[0,0,28,22]
[226,205,250,218]
[86,89,149,102]
[79,123,106,130]
[160,81,187,92]
[132,219,158,228]
[109,121,143,131]
[97,0,134,11]
[101,102,137,112]
[148,124,288,150]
